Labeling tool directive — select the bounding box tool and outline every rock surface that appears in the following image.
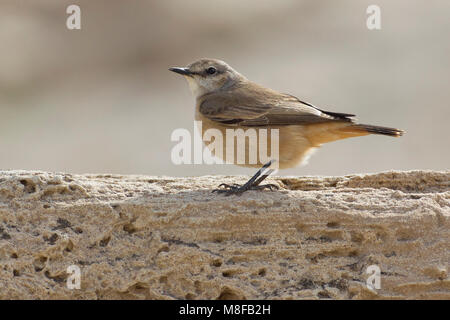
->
[0,170,448,299]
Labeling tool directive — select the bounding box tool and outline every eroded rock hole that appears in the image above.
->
[33,256,48,272]
[99,236,111,247]
[20,179,36,193]
[217,287,243,300]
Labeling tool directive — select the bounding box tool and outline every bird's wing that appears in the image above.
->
[198,87,355,126]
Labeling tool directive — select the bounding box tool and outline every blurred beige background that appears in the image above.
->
[0,0,449,177]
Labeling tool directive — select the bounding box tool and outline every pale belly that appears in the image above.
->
[195,111,316,169]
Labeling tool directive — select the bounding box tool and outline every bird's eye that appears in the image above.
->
[206,67,217,75]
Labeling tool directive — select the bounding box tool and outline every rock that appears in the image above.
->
[423,266,447,281]
[0,170,448,299]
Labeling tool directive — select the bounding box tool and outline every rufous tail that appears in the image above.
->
[347,124,404,137]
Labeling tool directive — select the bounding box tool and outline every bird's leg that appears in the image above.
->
[212,160,279,195]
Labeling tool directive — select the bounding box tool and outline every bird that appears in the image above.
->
[169,58,404,195]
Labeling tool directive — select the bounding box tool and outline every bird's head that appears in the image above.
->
[169,58,244,97]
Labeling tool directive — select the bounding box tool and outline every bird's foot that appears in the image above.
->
[212,183,279,196]
[211,160,278,196]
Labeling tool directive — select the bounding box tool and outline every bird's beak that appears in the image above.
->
[169,67,192,76]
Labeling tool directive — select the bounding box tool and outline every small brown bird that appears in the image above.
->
[170,58,404,195]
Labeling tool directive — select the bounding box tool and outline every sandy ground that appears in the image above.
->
[0,170,448,299]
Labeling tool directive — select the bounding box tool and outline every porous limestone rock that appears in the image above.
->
[0,170,448,299]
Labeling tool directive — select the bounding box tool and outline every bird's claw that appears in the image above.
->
[212,183,243,196]
[212,183,279,196]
